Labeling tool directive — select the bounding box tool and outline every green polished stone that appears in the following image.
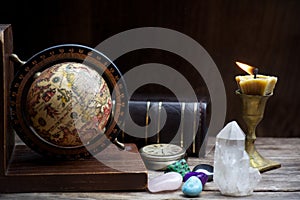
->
[165,159,191,177]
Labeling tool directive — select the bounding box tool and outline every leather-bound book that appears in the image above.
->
[117,100,208,157]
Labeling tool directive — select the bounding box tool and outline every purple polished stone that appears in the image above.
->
[183,171,208,186]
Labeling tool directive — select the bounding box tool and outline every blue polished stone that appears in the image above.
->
[182,176,203,197]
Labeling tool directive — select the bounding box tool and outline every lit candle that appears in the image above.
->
[235,62,277,96]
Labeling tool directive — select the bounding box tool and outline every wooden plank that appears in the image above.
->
[0,137,298,198]
[7,144,147,175]
[0,24,14,175]
[0,191,299,200]
[0,143,147,192]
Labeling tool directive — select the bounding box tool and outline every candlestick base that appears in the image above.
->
[236,90,281,173]
[248,144,281,173]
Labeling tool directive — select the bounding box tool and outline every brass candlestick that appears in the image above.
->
[236,90,281,172]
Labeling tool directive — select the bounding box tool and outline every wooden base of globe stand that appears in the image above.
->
[0,24,147,193]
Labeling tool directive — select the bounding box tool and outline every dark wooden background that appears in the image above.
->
[1,0,299,137]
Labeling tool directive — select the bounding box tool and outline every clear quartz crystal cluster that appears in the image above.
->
[214,121,261,196]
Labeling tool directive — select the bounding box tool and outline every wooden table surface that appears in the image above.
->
[0,137,299,200]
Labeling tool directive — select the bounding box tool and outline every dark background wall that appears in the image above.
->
[1,0,299,137]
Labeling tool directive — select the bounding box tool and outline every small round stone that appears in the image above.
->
[193,164,214,182]
[183,171,208,186]
[165,159,191,177]
[182,176,203,197]
[148,172,183,193]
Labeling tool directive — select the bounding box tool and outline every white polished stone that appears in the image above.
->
[214,121,261,196]
[148,172,182,193]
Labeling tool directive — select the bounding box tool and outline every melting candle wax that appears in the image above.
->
[235,62,277,96]
[235,74,277,95]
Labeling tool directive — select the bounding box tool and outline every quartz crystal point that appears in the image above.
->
[214,121,261,196]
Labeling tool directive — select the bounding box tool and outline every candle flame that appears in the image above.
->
[236,61,255,75]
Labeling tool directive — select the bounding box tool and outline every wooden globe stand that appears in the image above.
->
[0,24,147,193]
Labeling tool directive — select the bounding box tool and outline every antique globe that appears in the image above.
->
[10,44,127,158]
[26,62,112,147]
